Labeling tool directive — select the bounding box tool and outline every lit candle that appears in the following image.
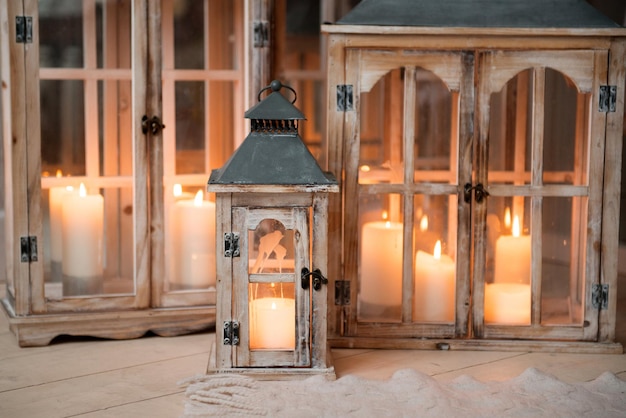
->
[249,296,295,349]
[61,183,104,294]
[415,214,438,253]
[359,218,403,319]
[172,183,194,201]
[493,214,531,284]
[48,170,75,281]
[484,283,531,325]
[414,240,456,322]
[172,190,216,289]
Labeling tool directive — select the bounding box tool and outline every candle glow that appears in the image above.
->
[359,215,403,320]
[414,240,455,322]
[171,189,216,288]
[61,181,104,295]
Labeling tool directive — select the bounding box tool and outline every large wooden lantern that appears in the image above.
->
[0,2,254,346]
[323,0,626,352]
[207,81,338,378]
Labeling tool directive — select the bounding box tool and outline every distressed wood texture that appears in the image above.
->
[208,189,336,379]
[322,20,626,352]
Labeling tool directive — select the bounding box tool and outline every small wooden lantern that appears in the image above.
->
[207,81,338,378]
[323,0,626,352]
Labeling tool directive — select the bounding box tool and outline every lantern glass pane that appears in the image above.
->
[541,197,585,325]
[248,282,296,350]
[248,219,295,275]
[413,194,456,323]
[543,69,590,186]
[39,3,135,299]
[488,69,532,184]
[40,80,86,176]
[358,193,403,322]
[485,197,532,325]
[174,0,205,70]
[358,69,404,185]
[175,81,206,174]
[39,1,84,69]
[412,68,455,182]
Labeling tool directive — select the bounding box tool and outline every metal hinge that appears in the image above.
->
[253,21,269,47]
[223,321,240,345]
[335,280,351,305]
[15,16,33,43]
[599,85,617,113]
[224,232,240,257]
[20,236,38,262]
[592,284,609,310]
[337,85,354,111]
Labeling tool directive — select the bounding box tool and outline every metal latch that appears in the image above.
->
[592,284,609,310]
[301,267,328,291]
[223,321,240,345]
[335,280,350,305]
[337,85,354,111]
[464,183,489,203]
[599,86,617,113]
[253,21,269,47]
[20,236,38,262]
[141,115,165,135]
[16,16,33,43]
[224,232,240,257]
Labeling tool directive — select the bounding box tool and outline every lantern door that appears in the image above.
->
[473,50,608,342]
[1,0,152,315]
[229,205,311,368]
[332,50,473,340]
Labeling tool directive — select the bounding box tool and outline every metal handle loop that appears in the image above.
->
[257,80,297,104]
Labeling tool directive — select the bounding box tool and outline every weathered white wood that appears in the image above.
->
[600,39,626,342]
[1,297,215,347]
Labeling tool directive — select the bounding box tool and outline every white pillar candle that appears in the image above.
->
[249,297,295,350]
[494,215,531,284]
[414,240,456,322]
[359,220,403,317]
[484,283,531,325]
[172,190,216,288]
[61,183,104,279]
[49,184,75,264]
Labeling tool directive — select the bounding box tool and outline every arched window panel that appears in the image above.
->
[358,68,405,185]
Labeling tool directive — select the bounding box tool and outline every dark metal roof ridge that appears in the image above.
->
[336,0,622,29]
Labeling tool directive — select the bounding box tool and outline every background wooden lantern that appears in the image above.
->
[207,81,338,378]
[323,0,626,352]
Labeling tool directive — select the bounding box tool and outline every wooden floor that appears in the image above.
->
[1,282,625,418]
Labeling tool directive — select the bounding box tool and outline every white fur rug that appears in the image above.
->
[180,368,626,417]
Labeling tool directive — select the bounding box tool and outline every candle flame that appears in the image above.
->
[434,240,442,260]
[271,302,277,310]
[193,190,203,207]
[504,207,511,229]
[55,169,63,178]
[512,215,521,237]
[79,183,87,197]
[173,184,182,197]
[420,215,428,232]
[385,221,391,229]
[382,211,388,221]
[360,165,371,172]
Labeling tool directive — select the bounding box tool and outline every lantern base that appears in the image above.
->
[206,341,337,381]
[328,336,623,354]
[1,298,216,347]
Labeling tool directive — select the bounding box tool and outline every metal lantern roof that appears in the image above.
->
[208,81,337,188]
[336,0,621,28]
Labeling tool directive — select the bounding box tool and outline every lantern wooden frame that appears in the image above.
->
[322,0,626,353]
